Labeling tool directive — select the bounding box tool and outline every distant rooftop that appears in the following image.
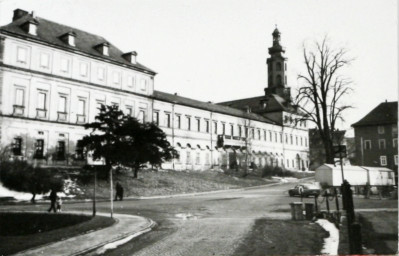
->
[352,101,398,127]
[218,94,301,115]
[153,91,276,124]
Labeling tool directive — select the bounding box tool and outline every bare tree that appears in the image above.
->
[295,36,353,164]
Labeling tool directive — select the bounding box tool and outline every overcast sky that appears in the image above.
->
[0,0,398,134]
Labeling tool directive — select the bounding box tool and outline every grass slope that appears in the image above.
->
[75,169,284,199]
[0,212,115,255]
[233,219,328,255]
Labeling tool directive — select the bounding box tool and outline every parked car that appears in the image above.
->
[288,183,321,197]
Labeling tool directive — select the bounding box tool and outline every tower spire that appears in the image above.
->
[272,26,281,47]
[265,27,290,100]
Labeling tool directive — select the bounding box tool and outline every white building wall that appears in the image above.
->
[0,33,309,171]
[153,99,309,171]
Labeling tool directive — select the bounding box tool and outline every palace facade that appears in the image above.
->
[0,9,309,171]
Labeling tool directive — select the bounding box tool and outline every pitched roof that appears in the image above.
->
[217,95,266,112]
[0,12,155,74]
[352,101,398,127]
[218,94,301,114]
[152,91,276,124]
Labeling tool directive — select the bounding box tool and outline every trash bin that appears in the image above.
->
[304,203,314,220]
[290,202,304,220]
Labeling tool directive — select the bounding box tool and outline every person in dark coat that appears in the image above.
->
[48,189,57,213]
[114,182,124,201]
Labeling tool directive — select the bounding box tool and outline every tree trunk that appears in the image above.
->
[31,193,36,204]
[324,138,335,164]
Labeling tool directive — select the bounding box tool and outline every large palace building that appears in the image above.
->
[0,9,309,171]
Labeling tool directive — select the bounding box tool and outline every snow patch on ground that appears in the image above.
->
[271,176,298,183]
[316,219,339,255]
[94,234,136,254]
[0,178,82,201]
[93,226,153,254]
[0,181,44,201]
[175,213,198,220]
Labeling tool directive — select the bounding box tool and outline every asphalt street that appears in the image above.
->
[84,181,304,256]
[3,180,395,255]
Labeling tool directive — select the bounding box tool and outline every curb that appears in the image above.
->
[9,211,156,256]
[72,215,156,256]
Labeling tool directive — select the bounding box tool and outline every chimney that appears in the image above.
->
[122,51,137,64]
[13,9,29,21]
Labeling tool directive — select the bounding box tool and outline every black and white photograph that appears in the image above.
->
[0,0,397,255]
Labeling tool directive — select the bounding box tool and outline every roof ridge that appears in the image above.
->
[35,16,107,42]
[153,90,276,124]
[217,95,265,104]
[352,101,398,127]
[0,11,156,74]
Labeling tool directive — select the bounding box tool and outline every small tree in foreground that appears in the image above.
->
[82,105,178,179]
[0,160,64,203]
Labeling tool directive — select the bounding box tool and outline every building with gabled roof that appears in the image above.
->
[352,101,398,183]
[0,9,309,171]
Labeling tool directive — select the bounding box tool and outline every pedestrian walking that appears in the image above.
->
[114,182,124,201]
[48,189,57,213]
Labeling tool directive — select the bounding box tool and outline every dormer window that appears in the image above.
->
[60,32,76,46]
[122,51,137,64]
[21,19,38,35]
[95,42,110,56]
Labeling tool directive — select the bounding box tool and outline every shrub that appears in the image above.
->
[261,165,294,178]
[0,160,64,203]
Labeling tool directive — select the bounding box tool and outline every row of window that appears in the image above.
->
[363,138,397,150]
[14,45,149,92]
[13,86,147,123]
[283,115,307,128]
[377,125,398,135]
[174,149,308,169]
[380,155,398,166]
[153,111,308,146]
[268,62,287,72]
[268,74,287,86]
[11,135,310,170]
[12,137,84,161]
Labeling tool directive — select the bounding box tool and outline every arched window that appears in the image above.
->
[285,63,287,71]
[276,75,282,85]
[276,62,282,71]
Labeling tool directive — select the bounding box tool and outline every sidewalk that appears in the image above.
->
[13,212,155,256]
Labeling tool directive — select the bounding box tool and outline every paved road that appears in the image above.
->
[3,181,396,256]
[84,182,302,256]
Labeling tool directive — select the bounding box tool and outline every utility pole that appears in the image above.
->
[172,102,175,170]
[110,167,113,219]
[93,168,97,217]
